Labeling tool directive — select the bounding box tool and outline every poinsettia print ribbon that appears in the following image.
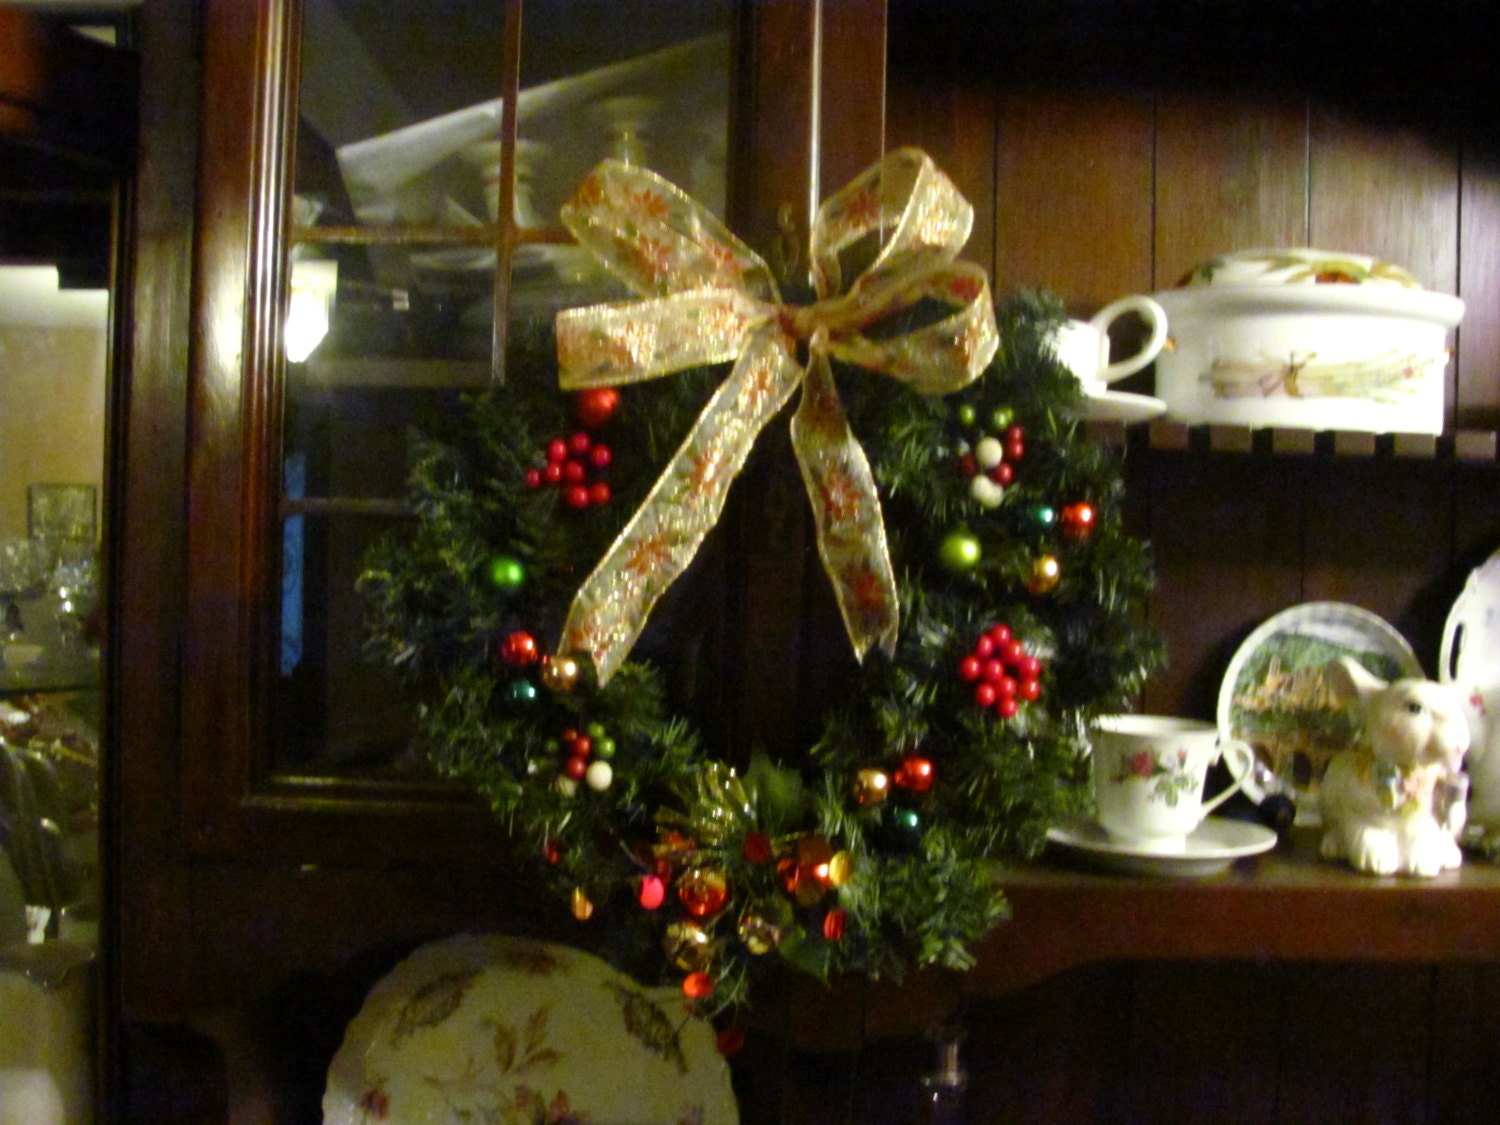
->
[552,147,998,685]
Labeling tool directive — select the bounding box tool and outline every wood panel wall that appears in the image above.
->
[861,4,1500,1123]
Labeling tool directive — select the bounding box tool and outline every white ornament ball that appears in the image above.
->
[969,474,1006,509]
[585,759,614,791]
[974,435,1005,470]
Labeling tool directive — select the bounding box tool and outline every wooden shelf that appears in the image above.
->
[973,826,1500,996]
[1086,419,1500,462]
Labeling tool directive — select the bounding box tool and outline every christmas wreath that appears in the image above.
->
[359,150,1161,1013]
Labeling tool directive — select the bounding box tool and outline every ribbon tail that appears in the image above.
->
[556,324,805,684]
[790,354,900,663]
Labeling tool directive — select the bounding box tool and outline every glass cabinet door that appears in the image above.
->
[274,0,731,778]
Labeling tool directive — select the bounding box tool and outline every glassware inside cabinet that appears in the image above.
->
[271,0,732,777]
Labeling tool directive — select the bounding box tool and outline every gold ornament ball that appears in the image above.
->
[541,654,581,693]
[571,886,595,921]
[1028,553,1061,594]
[853,767,891,806]
[663,921,716,972]
[826,850,856,887]
[737,912,783,955]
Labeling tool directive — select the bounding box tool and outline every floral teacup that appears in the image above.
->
[1090,715,1256,850]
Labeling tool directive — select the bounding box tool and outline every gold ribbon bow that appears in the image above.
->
[552,147,999,685]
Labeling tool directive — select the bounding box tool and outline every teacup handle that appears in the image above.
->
[1090,294,1169,382]
[1198,738,1257,819]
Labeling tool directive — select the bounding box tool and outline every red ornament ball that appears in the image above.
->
[499,630,539,667]
[822,907,848,941]
[1061,501,1097,540]
[638,874,666,910]
[893,755,936,793]
[682,970,714,999]
[576,386,621,429]
[677,867,731,918]
[741,831,773,865]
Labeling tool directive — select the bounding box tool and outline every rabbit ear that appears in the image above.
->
[1326,655,1387,709]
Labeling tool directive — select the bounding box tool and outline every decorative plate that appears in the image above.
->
[323,934,739,1125]
[1217,602,1421,818]
[1045,816,1276,878]
[1440,550,1500,827]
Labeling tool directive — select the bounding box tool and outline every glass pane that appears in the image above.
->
[275,510,423,775]
[276,0,732,778]
[509,0,731,324]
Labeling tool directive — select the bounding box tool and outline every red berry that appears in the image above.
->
[1019,678,1041,702]
[563,756,587,780]
[589,444,613,469]
[991,462,1014,485]
[564,485,591,509]
[975,682,998,708]
[569,432,592,455]
[974,634,994,659]
[543,462,564,484]
[547,438,568,463]
[1016,655,1042,679]
[957,453,978,477]
[1006,424,1025,443]
[571,735,592,757]
[1005,438,1024,462]
[958,655,982,681]
[525,468,543,488]
[982,658,1005,684]
[996,696,1019,718]
[588,481,612,506]
[1002,640,1025,666]
[997,675,1017,697]
[988,623,1012,644]
[563,459,587,483]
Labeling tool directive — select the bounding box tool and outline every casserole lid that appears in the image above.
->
[1174,248,1421,289]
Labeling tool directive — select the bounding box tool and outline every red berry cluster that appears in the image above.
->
[526,431,613,509]
[957,623,1042,718]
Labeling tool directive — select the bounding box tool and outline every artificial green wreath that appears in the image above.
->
[359,290,1162,1013]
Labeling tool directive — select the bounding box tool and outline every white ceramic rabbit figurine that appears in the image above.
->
[1319,656,1471,876]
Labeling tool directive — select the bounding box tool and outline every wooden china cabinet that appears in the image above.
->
[113,0,1500,1121]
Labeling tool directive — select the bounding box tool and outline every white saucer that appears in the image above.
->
[1080,389,1167,424]
[1045,815,1277,877]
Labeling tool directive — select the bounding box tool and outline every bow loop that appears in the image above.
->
[562,161,778,303]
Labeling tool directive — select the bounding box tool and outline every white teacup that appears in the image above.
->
[1049,295,1169,396]
[1089,714,1256,851]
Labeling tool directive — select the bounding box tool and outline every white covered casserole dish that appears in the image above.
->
[1153,248,1464,434]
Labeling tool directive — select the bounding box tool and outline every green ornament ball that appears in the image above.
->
[1028,504,1058,529]
[939,530,982,572]
[956,403,978,427]
[990,406,1014,430]
[484,554,526,591]
[509,680,538,703]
